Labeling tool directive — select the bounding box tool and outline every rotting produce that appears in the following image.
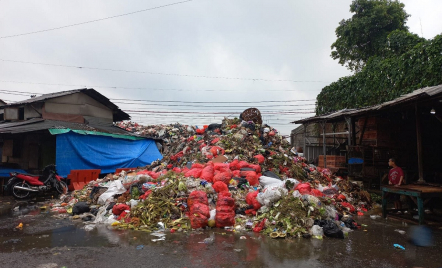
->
[59,109,372,240]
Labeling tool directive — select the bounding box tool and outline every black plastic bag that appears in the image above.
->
[72,202,90,215]
[314,219,344,239]
[233,177,248,188]
[207,124,222,131]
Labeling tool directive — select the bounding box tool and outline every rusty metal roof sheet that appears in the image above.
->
[0,119,136,135]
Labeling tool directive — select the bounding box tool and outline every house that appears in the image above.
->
[0,88,162,177]
[293,84,442,189]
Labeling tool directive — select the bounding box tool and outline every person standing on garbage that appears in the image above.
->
[388,158,404,212]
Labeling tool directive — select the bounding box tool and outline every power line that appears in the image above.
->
[114,101,315,108]
[0,59,329,82]
[0,0,194,39]
[0,89,317,104]
[124,110,314,115]
[0,80,323,92]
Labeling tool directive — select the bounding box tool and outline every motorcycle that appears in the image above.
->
[5,164,68,199]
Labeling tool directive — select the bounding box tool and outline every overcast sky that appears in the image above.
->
[0,0,441,135]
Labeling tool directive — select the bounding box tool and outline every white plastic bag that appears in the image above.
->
[292,190,302,198]
[301,194,320,206]
[105,215,118,226]
[310,225,324,238]
[259,176,282,187]
[98,180,127,205]
[324,206,338,220]
[209,209,216,221]
[94,206,108,224]
[257,183,288,207]
[128,199,139,209]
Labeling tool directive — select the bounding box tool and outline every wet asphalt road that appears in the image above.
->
[0,197,442,268]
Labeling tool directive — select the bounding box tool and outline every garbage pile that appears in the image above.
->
[64,110,371,240]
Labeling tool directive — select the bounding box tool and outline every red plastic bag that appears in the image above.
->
[170,151,184,161]
[246,191,262,210]
[336,194,346,201]
[240,170,259,186]
[232,170,241,177]
[188,191,208,207]
[172,167,182,173]
[310,189,324,197]
[216,195,235,208]
[253,218,267,233]
[214,163,230,171]
[211,138,220,144]
[213,170,232,185]
[245,209,256,215]
[213,181,229,193]
[196,128,205,134]
[340,202,355,213]
[210,146,225,157]
[191,163,205,169]
[215,212,235,228]
[229,159,240,171]
[137,170,160,180]
[140,190,152,200]
[200,164,215,182]
[295,183,311,194]
[112,204,130,216]
[238,161,250,169]
[190,203,210,218]
[253,154,265,164]
[185,168,203,178]
[248,164,262,173]
[190,213,208,229]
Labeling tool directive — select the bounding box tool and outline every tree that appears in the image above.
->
[331,0,409,72]
[317,35,442,115]
[381,30,425,58]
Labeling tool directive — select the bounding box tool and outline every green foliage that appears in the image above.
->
[317,35,442,115]
[382,30,425,57]
[331,0,409,72]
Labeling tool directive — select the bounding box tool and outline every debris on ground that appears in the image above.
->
[58,109,372,240]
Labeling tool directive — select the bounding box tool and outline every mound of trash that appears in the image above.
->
[62,112,371,240]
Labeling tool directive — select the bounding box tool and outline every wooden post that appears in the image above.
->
[358,117,368,145]
[351,118,356,146]
[321,121,327,168]
[345,117,352,146]
[415,105,425,183]
[303,123,307,161]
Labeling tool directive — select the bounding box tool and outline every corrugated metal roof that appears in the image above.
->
[294,84,442,124]
[0,119,138,136]
[1,88,130,121]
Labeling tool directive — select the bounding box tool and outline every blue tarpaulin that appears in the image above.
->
[348,158,364,164]
[55,132,163,177]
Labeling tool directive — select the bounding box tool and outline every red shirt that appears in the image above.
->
[389,167,404,185]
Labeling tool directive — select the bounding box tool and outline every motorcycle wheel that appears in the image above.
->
[11,181,31,199]
[55,181,68,194]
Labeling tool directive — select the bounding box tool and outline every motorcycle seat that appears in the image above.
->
[16,173,40,179]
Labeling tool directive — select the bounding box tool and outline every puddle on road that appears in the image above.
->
[1,195,442,267]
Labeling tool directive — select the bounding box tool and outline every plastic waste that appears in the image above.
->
[394,229,406,235]
[310,225,323,239]
[257,183,288,207]
[394,244,405,250]
[314,220,344,239]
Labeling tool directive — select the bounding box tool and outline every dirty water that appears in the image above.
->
[1,197,442,267]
